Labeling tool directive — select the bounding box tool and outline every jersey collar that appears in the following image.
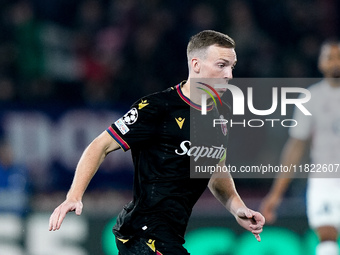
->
[176,81,214,111]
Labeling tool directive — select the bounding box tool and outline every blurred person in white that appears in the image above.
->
[0,138,29,216]
[260,41,340,255]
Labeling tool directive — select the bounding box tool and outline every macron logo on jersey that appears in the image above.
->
[138,100,149,110]
[175,140,225,162]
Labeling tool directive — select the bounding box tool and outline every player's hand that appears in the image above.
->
[235,208,265,242]
[259,194,281,224]
[49,198,83,231]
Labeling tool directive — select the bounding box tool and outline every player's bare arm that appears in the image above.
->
[208,159,265,242]
[260,137,308,223]
[49,131,119,231]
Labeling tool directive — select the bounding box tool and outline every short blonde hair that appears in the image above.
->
[187,30,235,61]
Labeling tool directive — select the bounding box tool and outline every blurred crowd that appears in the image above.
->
[0,0,339,107]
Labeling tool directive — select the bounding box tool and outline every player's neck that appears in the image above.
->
[325,78,340,88]
[182,79,202,105]
[181,80,190,98]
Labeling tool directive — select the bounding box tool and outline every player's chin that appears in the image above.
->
[330,68,340,78]
[216,90,226,97]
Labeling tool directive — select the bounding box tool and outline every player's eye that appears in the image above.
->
[217,63,225,68]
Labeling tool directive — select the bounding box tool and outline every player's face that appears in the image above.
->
[319,44,340,78]
[198,45,237,95]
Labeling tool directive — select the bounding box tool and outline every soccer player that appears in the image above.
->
[49,30,265,254]
[260,41,340,255]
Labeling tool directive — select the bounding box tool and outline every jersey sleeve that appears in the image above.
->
[106,95,161,151]
[288,87,314,141]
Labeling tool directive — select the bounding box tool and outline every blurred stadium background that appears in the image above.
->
[0,0,339,254]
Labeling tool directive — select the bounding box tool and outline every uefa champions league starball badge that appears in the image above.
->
[123,108,138,125]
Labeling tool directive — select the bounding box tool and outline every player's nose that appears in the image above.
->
[224,67,233,80]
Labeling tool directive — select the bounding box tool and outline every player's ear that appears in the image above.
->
[191,58,201,74]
